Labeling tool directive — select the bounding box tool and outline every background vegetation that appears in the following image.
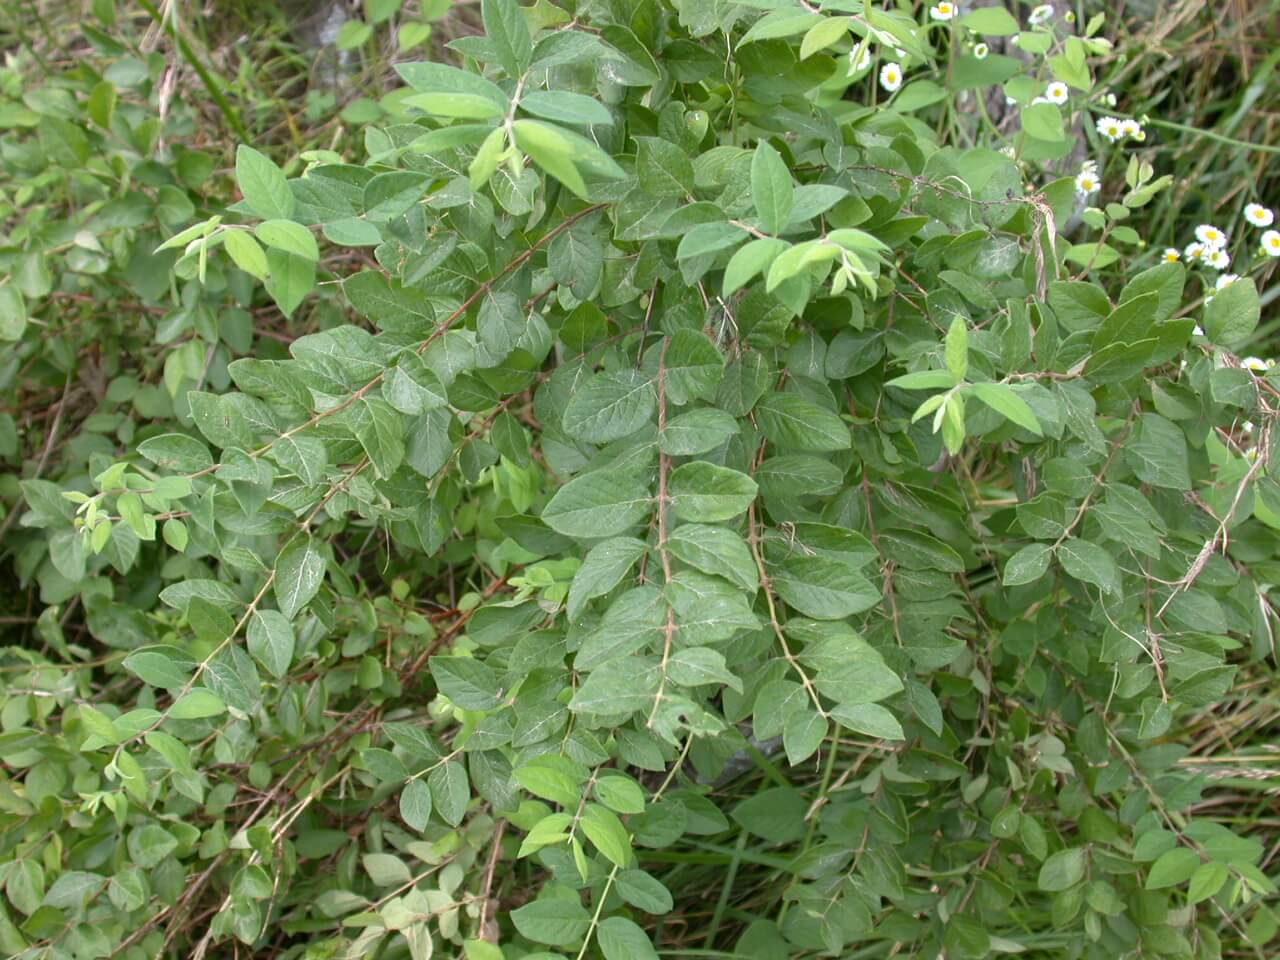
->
[0,1,1278,958]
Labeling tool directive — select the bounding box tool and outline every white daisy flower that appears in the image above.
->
[1096,117,1123,142]
[974,42,989,59]
[1162,248,1180,263]
[1120,118,1144,140]
[1244,203,1275,228]
[1029,4,1054,24]
[1205,248,1230,270]
[1261,229,1280,257]
[1075,170,1100,196]
[1215,273,1239,290]
[1184,241,1206,261]
[879,62,904,92]
[1045,82,1069,104]
[849,45,871,72]
[1192,324,1204,336]
[1242,356,1274,373]
[1194,224,1227,249]
[930,1,958,19]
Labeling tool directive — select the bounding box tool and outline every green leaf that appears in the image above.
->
[668,462,758,522]
[1146,847,1201,889]
[637,136,694,199]
[222,229,268,280]
[515,755,588,806]
[542,470,653,538]
[123,645,195,689]
[567,537,648,621]
[562,369,656,443]
[723,237,787,295]
[204,648,262,714]
[888,370,957,390]
[275,538,325,620]
[351,396,406,479]
[569,658,659,715]
[429,656,502,711]
[660,408,740,456]
[396,61,509,117]
[384,353,448,415]
[399,778,433,831]
[247,610,295,679]
[580,803,631,867]
[512,119,624,198]
[732,787,807,843]
[42,871,104,910]
[666,524,758,592]
[960,7,1021,34]
[575,586,665,670]
[482,0,533,76]
[830,703,905,740]
[363,852,412,886]
[783,709,828,763]
[1091,292,1159,350]
[1124,414,1191,490]
[1021,102,1064,142]
[595,774,646,815]
[511,898,591,947]
[1187,861,1229,903]
[1204,276,1260,349]
[264,248,314,319]
[675,222,747,260]
[598,917,659,960]
[667,647,742,692]
[520,90,612,126]
[755,393,849,451]
[664,330,725,405]
[751,141,794,235]
[1056,539,1121,596]
[616,870,673,914]
[255,219,320,260]
[1003,543,1052,585]
[428,760,470,826]
[770,556,878,619]
[168,690,226,720]
[969,383,1042,434]
[1038,848,1088,891]
[944,316,969,382]
[235,145,294,220]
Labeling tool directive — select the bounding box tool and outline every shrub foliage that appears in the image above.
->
[1,1,1278,958]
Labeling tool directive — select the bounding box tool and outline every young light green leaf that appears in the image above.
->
[969,382,1043,435]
